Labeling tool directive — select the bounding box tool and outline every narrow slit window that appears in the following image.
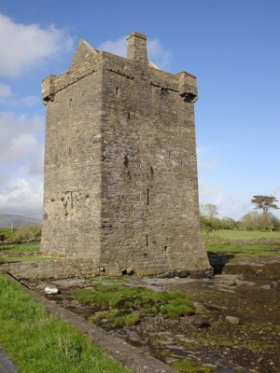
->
[115,87,119,95]
[147,189,150,205]
[127,111,131,120]
[124,155,129,168]
[68,147,72,156]
[146,235,149,246]
[69,98,72,107]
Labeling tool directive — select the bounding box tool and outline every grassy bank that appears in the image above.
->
[0,274,132,373]
[0,243,54,264]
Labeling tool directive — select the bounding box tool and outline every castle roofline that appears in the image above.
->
[70,39,98,68]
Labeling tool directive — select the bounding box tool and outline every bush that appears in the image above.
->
[14,225,41,242]
[241,212,280,232]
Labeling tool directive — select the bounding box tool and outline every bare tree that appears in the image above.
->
[200,203,218,221]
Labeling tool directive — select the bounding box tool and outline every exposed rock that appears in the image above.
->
[179,270,190,278]
[203,268,214,278]
[226,316,240,325]
[261,284,271,290]
[192,315,211,328]
[157,271,175,279]
[125,330,144,347]
[53,278,87,288]
[235,279,255,287]
[215,275,237,287]
[44,286,59,295]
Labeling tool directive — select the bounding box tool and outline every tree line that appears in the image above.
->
[0,196,279,242]
[200,195,280,232]
[0,225,41,243]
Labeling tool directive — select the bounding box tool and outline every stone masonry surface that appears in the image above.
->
[40,31,210,277]
[1,259,99,280]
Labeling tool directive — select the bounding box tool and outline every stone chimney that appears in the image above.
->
[127,32,148,63]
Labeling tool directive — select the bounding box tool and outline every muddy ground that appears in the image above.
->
[27,256,280,373]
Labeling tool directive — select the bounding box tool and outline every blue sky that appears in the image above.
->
[0,0,279,219]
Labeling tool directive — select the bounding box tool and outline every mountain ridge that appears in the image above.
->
[0,214,41,228]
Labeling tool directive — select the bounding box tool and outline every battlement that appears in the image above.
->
[42,32,198,104]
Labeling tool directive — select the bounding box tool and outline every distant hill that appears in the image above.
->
[0,215,41,228]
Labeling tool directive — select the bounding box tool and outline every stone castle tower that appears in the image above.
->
[41,32,209,276]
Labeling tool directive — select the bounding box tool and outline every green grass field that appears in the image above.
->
[205,229,280,241]
[0,274,132,373]
[206,242,280,261]
[205,230,280,261]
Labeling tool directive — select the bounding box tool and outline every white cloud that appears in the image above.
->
[0,82,38,106]
[0,112,44,218]
[0,112,43,163]
[0,92,40,108]
[98,35,172,68]
[199,180,251,220]
[99,36,127,58]
[29,149,44,177]
[199,176,280,221]
[148,39,172,67]
[0,177,43,218]
[0,13,73,78]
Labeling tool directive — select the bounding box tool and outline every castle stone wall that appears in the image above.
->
[41,32,210,277]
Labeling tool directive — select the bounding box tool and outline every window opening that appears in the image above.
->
[147,189,150,205]
[146,235,149,246]
[124,155,129,168]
